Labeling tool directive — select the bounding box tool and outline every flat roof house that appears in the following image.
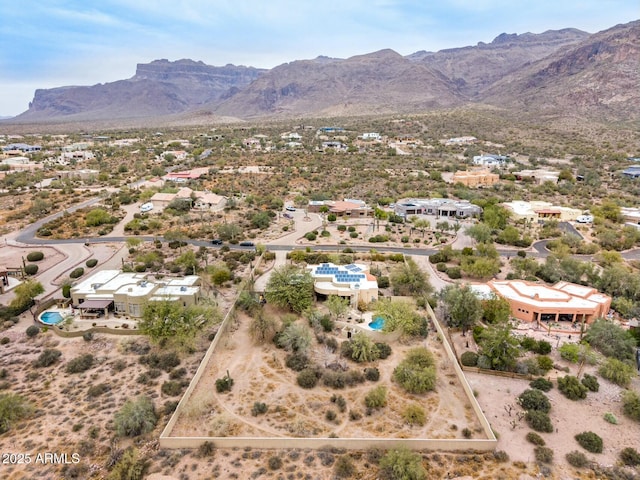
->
[394,198,482,218]
[70,270,201,318]
[488,280,611,325]
[451,170,499,187]
[307,263,378,307]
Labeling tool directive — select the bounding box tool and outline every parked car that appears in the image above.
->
[285,206,296,212]
[210,239,223,245]
[576,215,594,224]
[239,241,255,247]
[140,202,154,213]
[283,213,293,219]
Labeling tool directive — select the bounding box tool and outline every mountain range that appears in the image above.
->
[8,20,639,125]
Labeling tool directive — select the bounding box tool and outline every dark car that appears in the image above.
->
[210,239,223,245]
[283,213,293,219]
[239,241,255,247]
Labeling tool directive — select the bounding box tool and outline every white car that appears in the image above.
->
[576,215,593,224]
[285,206,296,212]
[140,202,154,213]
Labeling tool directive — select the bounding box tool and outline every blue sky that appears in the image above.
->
[1,0,638,116]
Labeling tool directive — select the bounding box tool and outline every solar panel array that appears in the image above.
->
[315,264,365,283]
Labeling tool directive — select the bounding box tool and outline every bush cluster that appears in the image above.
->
[27,251,44,262]
[460,351,479,367]
[393,347,436,394]
[65,354,94,374]
[518,389,551,413]
[534,446,554,464]
[364,386,387,409]
[620,447,640,467]
[565,450,589,468]
[575,431,603,453]
[85,259,98,268]
[215,374,234,393]
[139,352,180,372]
[297,368,320,389]
[525,410,553,433]
[26,325,40,338]
[251,402,268,416]
[33,349,62,368]
[24,264,38,275]
[581,373,599,392]
[529,378,553,392]
[558,375,588,400]
[69,267,85,279]
[526,432,546,446]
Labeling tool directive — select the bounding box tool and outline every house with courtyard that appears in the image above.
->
[487,280,611,326]
[513,169,560,184]
[451,169,499,187]
[307,199,373,217]
[394,198,482,218]
[502,201,582,222]
[307,263,378,307]
[472,154,507,167]
[70,269,201,318]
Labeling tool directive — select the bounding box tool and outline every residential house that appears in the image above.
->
[394,198,482,218]
[70,270,201,319]
[488,280,611,325]
[451,169,499,187]
[308,199,372,217]
[513,169,560,184]
[307,263,378,307]
[502,201,581,222]
[472,154,508,167]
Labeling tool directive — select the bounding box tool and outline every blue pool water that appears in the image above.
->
[40,311,64,325]
[368,316,385,331]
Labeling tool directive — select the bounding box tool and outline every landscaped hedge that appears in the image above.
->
[460,351,479,367]
[24,264,38,275]
[86,259,98,268]
[26,251,44,262]
[69,267,85,279]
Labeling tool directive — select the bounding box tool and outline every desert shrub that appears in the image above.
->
[69,267,85,279]
[379,448,426,480]
[536,355,554,373]
[364,386,387,409]
[139,352,180,372]
[86,258,98,268]
[325,410,337,422]
[620,447,640,466]
[558,375,588,400]
[493,451,509,463]
[82,331,94,342]
[460,351,479,367]
[364,367,380,382]
[323,371,346,389]
[392,347,436,394]
[534,340,552,355]
[525,410,553,433]
[268,456,283,470]
[196,441,215,458]
[65,354,94,374]
[297,368,319,389]
[331,394,347,412]
[599,358,635,387]
[169,367,187,380]
[33,349,62,368]
[252,402,268,416]
[622,390,640,422]
[87,383,110,398]
[107,447,149,480]
[565,450,589,468]
[575,431,603,453]
[518,389,551,413]
[603,412,618,424]
[559,343,580,363]
[581,373,599,392]
[112,359,128,373]
[285,352,310,371]
[526,432,546,446]
[446,267,462,279]
[215,373,234,393]
[161,381,184,396]
[402,404,426,426]
[529,378,553,392]
[333,455,355,478]
[27,251,44,262]
[476,355,492,369]
[0,393,33,434]
[24,264,38,275]
[114,396,157,437]
[0,337,9,345]
[517,358,541,376]
[26,325,40,338]
[462,427,472,438]
[375,342,392,359]
[534,446,554,464]
[520,336,537,351]
[348,410,362,421]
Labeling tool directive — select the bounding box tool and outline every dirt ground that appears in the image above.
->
[450,329,640,478]
[171,307,484,440]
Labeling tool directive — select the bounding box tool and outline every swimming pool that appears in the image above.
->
[39,311,65,325]
[368,316,385,331]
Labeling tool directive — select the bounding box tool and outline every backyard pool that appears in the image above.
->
[39,311,65,325]
[368,316,385,331]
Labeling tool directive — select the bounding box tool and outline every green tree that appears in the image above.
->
[277,323,313,354]
[584,318,636,361]
[478,323,521,371]
[374,299,427,338]
[379,448,426,480]
[139,301,220,348]
[347,332,379,363]
[265,265,315,313]
[250,211,271,230]
[175,250,198,275]
[482,294,511,324]
[622,390,640,422]
[0,393,33,434]
[466,223,492,244]
[389,258,432,297]
[85,208,114,227]
[393,347,437,394]
[114,396,157,437]
[216,223,243,242]
[598,358,636,387]
[9,279,44,314]
[442,284,482,335]
[483,204,510,229]
[326,295,349,321]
